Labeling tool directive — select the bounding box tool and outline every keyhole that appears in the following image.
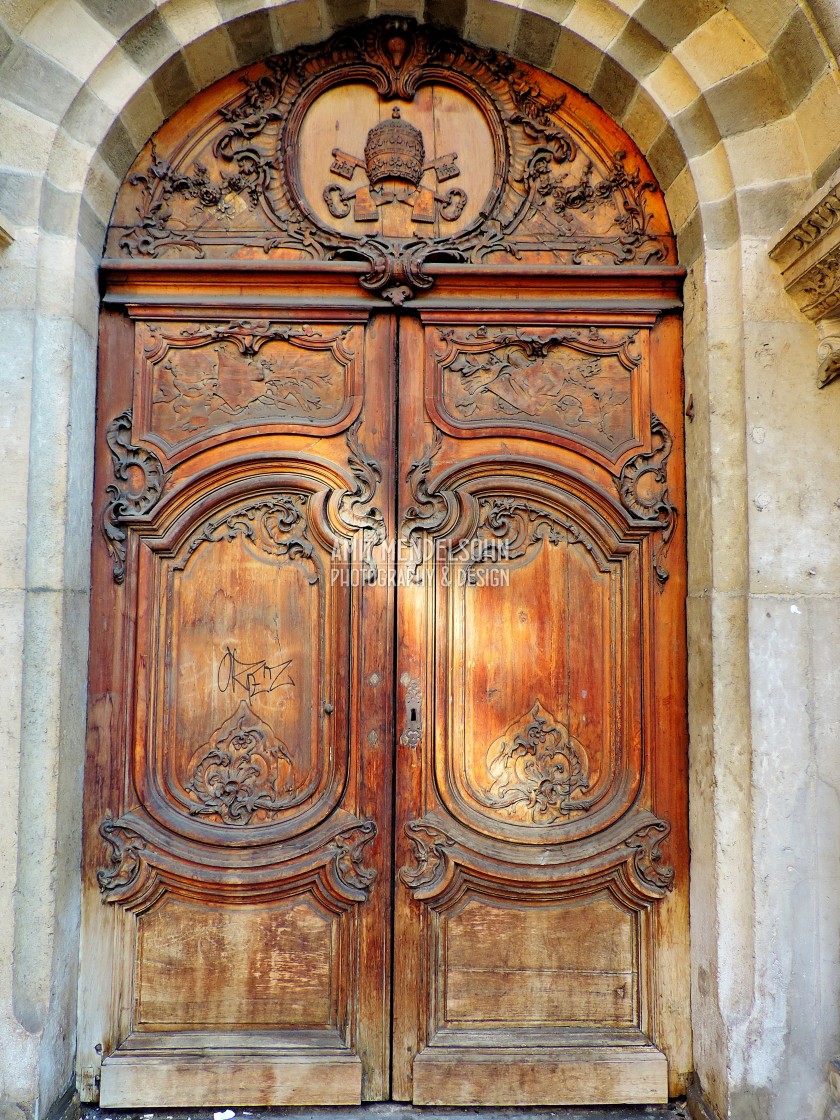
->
[410,707,417,722]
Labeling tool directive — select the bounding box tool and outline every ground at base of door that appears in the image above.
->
[81,1102,687,1120]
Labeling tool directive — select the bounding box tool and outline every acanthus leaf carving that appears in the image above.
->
[101,409,168,583]
[328,818,378,900]
[335,421,387,580]
[174,492,321,581]
[625,815,675,893]
[616,413,677,585]
[97,813,147,895]
[399,819,455,895]
[184,699,303,825]
[484,700,593,822]
[400,429,451,581]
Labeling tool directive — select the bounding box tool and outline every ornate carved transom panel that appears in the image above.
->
[107,17,676,302]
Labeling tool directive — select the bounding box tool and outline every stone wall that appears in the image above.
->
[0,2,839,1119]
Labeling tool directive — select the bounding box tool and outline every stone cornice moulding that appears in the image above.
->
[770,167,840,388]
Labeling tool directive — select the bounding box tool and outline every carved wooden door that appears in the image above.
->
[81,305,397,1107]
[80,18,690,1111]
[392,289,689,1105]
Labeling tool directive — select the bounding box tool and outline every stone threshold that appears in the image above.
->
[81,1101,688,1120]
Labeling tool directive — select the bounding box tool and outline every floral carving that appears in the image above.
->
[113,18,674,299]
[485,701,593,822]
[625,816,675,892]
[399,820,455,892]
[97,814,146,894]
[185,699,299,824]
[174,492,321,581]
[328,819,378,899]
[616,414,677,584]
[101,409,168,583]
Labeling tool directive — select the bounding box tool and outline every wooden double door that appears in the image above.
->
[80,268,689,1109]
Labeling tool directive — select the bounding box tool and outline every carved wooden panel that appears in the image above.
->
[429,325,648,467]
[133,481,349,841]
[441,893,637,1028]
[81,304,397,1107]
[135,321,363,460]
[82,18,689,1113]
[105,18,675,302]
[135,895,336,1029]
[434,482,643,844]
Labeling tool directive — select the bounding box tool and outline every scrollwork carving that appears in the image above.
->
[101,409,168,583]
[335,421,387,580]
[328,819,378,899]
[184,699,301,824]
[625,816,675,893]
[616,414,677,585]
[399,819,455,893]
[174,492,321,581]
[465,495,611,577]
[400,429,450,580]
[97,814,147,894]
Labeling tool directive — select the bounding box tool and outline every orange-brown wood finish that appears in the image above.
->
[80,18,689,1110]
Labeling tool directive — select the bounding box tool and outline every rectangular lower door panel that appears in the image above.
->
[100,1033,362,1107]
[412,1041,667,1106]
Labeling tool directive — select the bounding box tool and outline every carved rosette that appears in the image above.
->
[101,409,168,583]
[111,17,674,300]
[616,414,677,584]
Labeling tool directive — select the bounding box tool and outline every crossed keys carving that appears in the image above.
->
[324,106,467,225]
